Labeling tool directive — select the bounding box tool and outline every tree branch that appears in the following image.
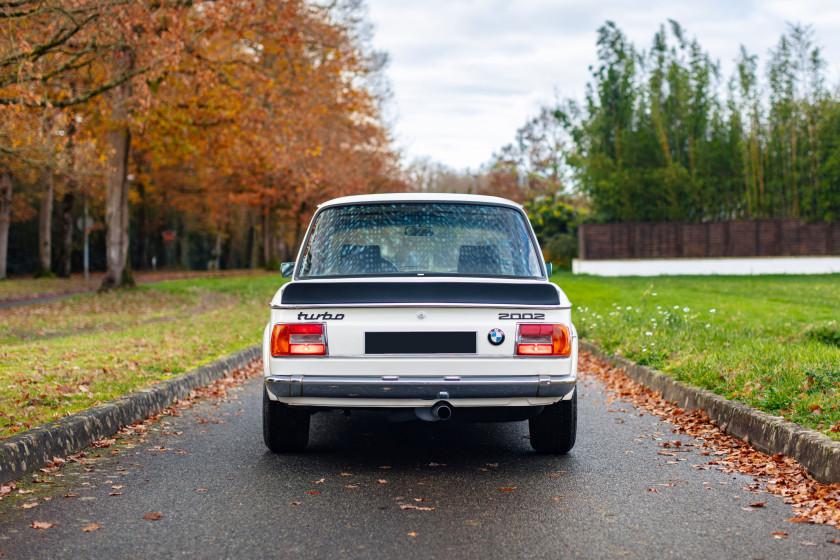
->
[0,65,150,107]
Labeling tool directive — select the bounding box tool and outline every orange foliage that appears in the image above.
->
[1,0,402,265]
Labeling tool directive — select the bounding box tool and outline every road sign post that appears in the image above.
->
[76,202,94,281]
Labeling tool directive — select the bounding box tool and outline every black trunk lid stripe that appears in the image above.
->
[281,282,559,305]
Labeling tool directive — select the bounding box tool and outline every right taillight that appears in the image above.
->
[270,323,327,356]
[516,324,571,356]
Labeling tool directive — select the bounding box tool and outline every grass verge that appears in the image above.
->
[554,272,840,438]
[0,273,283,440]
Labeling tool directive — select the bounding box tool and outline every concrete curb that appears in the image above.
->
[0,345,261,485]
[582,342,840,485]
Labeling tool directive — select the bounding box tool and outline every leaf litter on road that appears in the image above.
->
[399,504,435,511]
[580,351,840,529]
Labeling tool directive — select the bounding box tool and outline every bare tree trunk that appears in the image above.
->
[58,190,75,277]
[262,205,273,268]
[58,117,78,277]
[0,169,11,280]
[137,181,148,270]
[247,212,257,269]
[101,47,135,291]
[178,215,190,269]
[211,233,222,271]
[37,167,54,276]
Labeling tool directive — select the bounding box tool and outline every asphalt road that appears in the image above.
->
[1,373,838,560]
[0,293,89,309]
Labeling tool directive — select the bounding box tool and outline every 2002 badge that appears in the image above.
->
[498,312,545,320]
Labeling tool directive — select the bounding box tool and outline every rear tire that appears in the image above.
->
[529,387,576,454]
[263,387,310,452]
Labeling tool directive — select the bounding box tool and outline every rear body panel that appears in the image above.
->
[263,278,577,409]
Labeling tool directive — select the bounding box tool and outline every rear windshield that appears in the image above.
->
[297,202,543,278]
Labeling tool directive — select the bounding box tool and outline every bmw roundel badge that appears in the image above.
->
[488,328,505,345]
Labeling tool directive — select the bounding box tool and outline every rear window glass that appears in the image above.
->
[298,203,543,278]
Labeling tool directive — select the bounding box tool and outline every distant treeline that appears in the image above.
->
[568,20,840,223]
[485,20,840,226]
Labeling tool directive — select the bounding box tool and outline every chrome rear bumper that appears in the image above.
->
[265,374,575,400]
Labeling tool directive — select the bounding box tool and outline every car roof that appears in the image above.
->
[317,192,523,209]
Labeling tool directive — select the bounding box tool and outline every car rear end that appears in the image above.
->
[262,194,578,453]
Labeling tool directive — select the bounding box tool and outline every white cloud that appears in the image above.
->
[366,0,840,171]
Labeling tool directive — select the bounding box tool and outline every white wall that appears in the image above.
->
[572,257,840,276]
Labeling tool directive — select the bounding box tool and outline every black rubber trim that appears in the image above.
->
[281,281,560,305]
[365,332,476,354]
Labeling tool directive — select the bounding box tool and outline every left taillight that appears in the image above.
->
[515,323,571,356]
[270,323,327,356]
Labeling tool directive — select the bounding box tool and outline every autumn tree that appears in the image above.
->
[1,1,403,280]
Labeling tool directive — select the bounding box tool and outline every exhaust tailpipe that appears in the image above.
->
[430,402,452,421]
[412,401,453,422]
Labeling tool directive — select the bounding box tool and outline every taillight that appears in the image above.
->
[516,324,571,356]
[270,323,327,356]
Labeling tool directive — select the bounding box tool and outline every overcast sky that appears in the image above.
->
[365,0,840,172]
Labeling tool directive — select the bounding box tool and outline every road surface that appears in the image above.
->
[1,370,838,559]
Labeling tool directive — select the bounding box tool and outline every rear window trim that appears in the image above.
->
[294,200,546,281]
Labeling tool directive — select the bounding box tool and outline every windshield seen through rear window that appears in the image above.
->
[297,203,543,278]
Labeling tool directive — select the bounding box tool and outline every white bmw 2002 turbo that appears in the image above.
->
[262,193,578,453]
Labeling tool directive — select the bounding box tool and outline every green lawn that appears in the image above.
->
[554,272,840,437]
[0,274,284,439]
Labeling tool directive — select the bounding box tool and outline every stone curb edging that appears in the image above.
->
[0,345,261,485]
[582,341,840,485]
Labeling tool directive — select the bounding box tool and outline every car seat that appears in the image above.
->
[457,245,501,275]
[338,244,383,274]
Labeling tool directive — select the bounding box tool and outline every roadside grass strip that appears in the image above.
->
[555,273,840,439]
[0,358,262,503]
[0,274,285,440]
